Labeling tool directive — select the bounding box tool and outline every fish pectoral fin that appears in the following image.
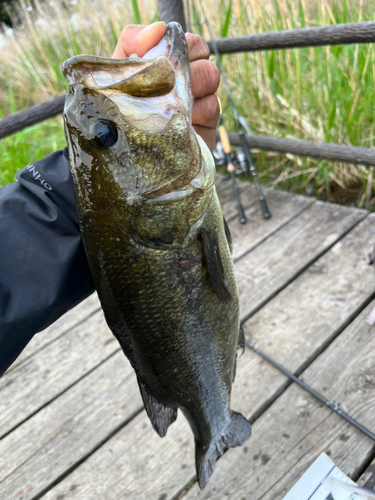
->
[195,412,252,490]
[200,227,232,304]
[223,217,233,255]
[138,380,177,438]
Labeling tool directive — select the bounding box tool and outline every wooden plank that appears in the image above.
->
[0,309,117,439]
[230,189,314,263]
[216,175,264,222]
[184,298,375,500]
[41,412,196,500]
[7,294,101,372]
[230,198,367,262]
[0,351,143,499]
[236,200,366,321]
[217,174,314,236]
[39,215,375,499]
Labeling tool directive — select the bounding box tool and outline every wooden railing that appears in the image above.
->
[2,21,375,166]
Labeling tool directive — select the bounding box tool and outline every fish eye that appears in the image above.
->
[90,120,118,148]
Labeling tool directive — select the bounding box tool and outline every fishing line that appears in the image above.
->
[188,0,271,220]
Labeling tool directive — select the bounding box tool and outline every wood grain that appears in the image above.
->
[0,351,142,499]
[0,309,117,439]
[208,22,375,54]
[358,458,375,491]
[227,131,375,167]
[6,294,101,372]
[183,298,375,499]
[236,200,366,320]
[39,215,375,499]
[182,216,375,499]
[230,189,314,263]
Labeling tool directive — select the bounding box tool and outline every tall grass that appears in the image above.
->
[1,0,375,206]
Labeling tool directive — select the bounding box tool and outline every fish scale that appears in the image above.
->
[62,22,251,490]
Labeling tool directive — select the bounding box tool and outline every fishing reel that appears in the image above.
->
[213,141,249,178]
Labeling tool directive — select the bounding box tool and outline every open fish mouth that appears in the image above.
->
[62,22,193,129]
[62,21,214,202]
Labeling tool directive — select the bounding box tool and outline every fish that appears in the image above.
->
[62,22,251,489]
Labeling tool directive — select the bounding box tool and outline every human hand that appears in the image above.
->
[112,22,220,151]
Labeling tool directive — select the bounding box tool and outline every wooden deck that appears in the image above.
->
[1,176,375,499]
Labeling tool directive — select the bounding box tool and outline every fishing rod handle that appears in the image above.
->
[218,124,232,155]
[239,133,271,220]
[259,198,271,220]
[229,168,247,224]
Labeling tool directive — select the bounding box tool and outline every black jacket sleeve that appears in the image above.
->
[0,148,95,376]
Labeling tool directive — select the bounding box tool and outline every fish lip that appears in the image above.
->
[62,22,192,116]
[162,22,192,114]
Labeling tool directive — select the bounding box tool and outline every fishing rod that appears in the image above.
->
[246,339,375,443]
[218,103,247,224]
[191,0,271,220]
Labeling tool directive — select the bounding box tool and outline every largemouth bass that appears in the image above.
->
[62,22,251,489]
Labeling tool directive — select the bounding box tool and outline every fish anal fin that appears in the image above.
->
[200,227,232,304]
[233,327,246,382]
[138,381,177,438]
[195,411,252,489]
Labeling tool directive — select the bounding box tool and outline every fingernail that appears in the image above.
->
[136,21,166,40]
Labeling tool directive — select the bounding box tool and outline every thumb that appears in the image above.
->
[112,22,167,59]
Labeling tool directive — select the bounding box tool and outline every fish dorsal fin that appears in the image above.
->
[138,380,177,437]
[200,227,232,304]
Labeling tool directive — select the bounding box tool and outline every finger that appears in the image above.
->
[190,59,220,99]
[185,33,210,62]
[112,22,166,59]
[192,94,220,130]
[193,125,217,152]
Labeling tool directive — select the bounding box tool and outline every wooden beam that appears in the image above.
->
[157,0,186,31]
[0,95,65,139]
[227,132,375,167]
[207,22,375,54]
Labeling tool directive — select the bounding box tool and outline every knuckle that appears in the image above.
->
[187,33,210,60]
[209,94,220,120]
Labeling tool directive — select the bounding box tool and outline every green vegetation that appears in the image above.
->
[1,0,375,206]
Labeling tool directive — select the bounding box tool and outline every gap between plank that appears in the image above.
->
[256,413,335,500]
[233,201,314,264]
[31,406,145,500]
[0,348,121,442]
[240,212,369,325]
[4,303,101,375]
[352,444,375,483]
[27,289,375,499]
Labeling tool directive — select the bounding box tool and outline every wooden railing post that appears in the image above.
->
[157,0,186,31]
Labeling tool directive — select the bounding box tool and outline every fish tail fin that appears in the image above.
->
[195,412,252,489]
[138,380,177,438]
